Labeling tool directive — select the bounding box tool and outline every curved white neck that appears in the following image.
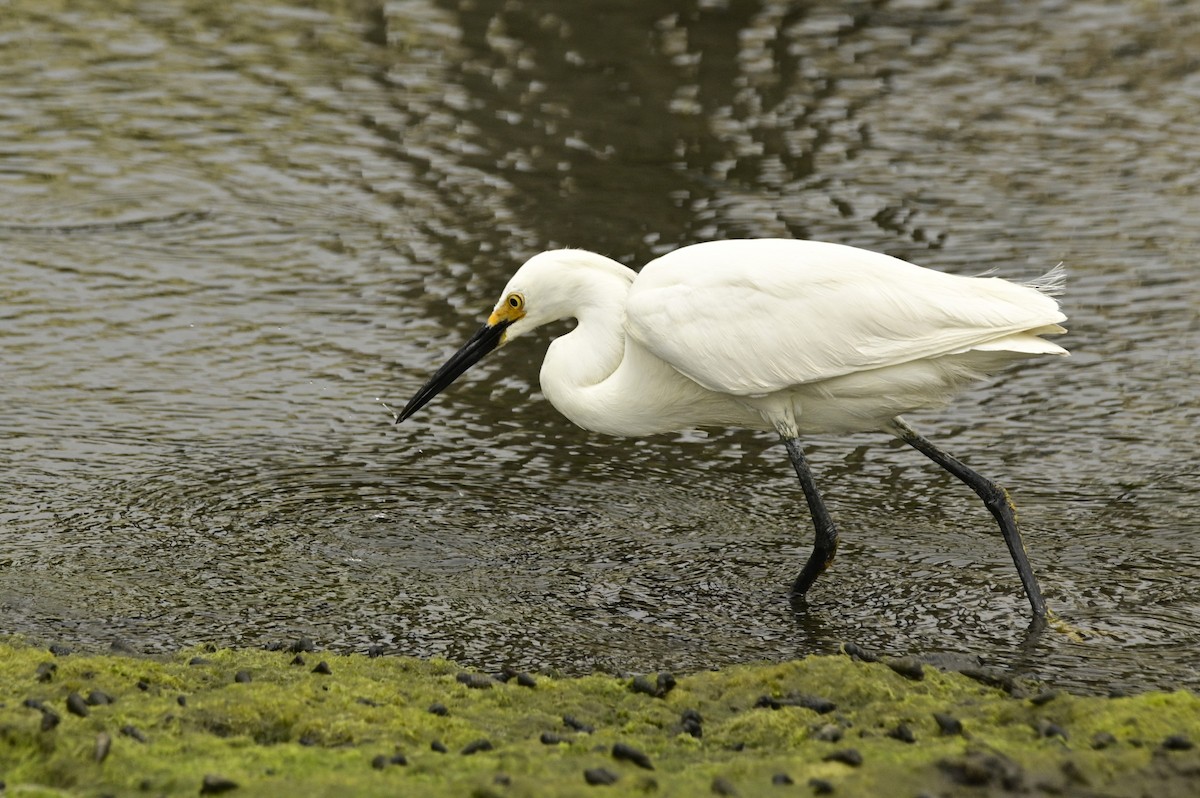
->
[536,267,633,430]
[543,274,629,385]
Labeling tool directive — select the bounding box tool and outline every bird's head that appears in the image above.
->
[397,249,620,423]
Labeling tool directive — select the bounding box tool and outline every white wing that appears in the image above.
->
[625,239,1067,396]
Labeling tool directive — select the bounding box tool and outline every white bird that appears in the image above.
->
[399,239,1067,620]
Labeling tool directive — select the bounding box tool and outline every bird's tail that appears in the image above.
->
[1025,262,1066,297]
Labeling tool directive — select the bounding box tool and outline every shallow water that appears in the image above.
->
[2,0,1198,694]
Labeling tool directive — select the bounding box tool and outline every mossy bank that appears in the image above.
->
[1,639,1197,797]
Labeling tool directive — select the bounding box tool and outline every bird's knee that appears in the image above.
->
[981,484,1020,523]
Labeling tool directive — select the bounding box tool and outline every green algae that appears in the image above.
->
[1,640,1197,797]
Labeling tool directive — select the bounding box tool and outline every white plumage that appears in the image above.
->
[399,238,1068,620]
[495,239,1066,437]
[630,240,1065,390]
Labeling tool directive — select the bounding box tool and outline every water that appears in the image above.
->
[2,0,1198,695]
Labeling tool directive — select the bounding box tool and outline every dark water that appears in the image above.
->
[2,0,1198,694]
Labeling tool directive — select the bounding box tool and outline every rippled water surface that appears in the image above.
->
[3,0,1198,694]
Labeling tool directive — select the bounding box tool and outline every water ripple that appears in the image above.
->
[1,0,1198,694]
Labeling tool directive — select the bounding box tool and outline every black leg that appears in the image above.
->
[783,438,840,600]
[888,416,1048,620]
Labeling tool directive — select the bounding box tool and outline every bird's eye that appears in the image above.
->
[507,293,524,310]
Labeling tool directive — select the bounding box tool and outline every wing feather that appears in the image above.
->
[625,240,1067,396]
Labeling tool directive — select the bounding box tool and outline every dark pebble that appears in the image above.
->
[1037,719,1068,740]
[960,667,1015,693]
[630,672,676,698]
[428,702,449,716]
[289,637,316,653]
[367,644,384,658]
[1029,689,1060,706]
[94,732,112,763]
[41,708,61,732]
[200,774,239,795]
[657,672,677,696]
[541,732,570,745]
[1163,734,1194,751]
[681,708,703,739]
[840,642,879,662]
[371,754,388,770]
[389,752,408,765]
[431,740,448,753]
[234,670,252,684]
[755,693,836,714]
[712,776,738,795]
[189,657,212,666]
[887,723,916,744]
[497,665,533,684]
[612,742,654,770]
[120,724,148,743]
[771,773,794,786]
[564,715,595,733]
[584,768,619,786]
[808,778,835,794]
[933,712,963,736]
[87,690,115,706]
[823,749,863,767]
[631,675,659,697]
[23,698,44,710]
[35,662,57,683]
[49,643,73,657]
[66,692,90,718]
[290,655,305,666]
[1090,731,1116,750]
[356,697,379,707]
[177,695,188,707]
[312,661,332,675]
[461,738,493,755]
[136,680,150,691]
[939,752,1023,789]
[884,657,925,681]
[494,774,511,786]
[456,672,493,690]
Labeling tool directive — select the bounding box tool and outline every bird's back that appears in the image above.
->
[626,239,1067,399]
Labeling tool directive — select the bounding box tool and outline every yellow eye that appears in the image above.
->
[488,292,525,327]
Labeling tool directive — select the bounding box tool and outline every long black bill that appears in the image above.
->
[397,320,510,423]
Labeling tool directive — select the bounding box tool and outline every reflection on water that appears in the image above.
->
[2,0,1198,694]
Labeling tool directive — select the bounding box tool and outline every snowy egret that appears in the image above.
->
[399,239,1067,620]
